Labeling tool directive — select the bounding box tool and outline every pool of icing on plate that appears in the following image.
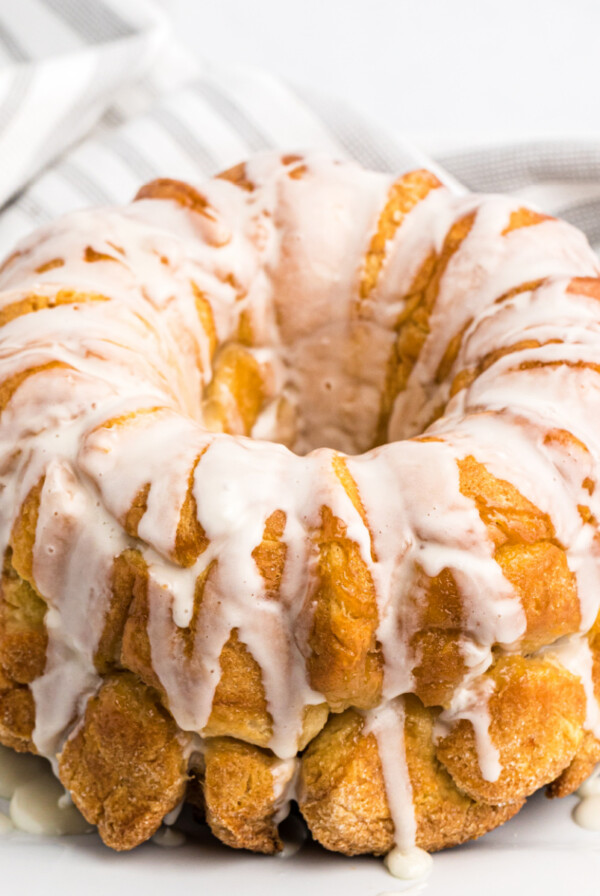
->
[572,766,600,830]
[0,743,91,836]
[0,743,199,845]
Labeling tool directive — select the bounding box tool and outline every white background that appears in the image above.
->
[164,0,600,153]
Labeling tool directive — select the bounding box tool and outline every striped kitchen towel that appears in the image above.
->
[1,0,600,257]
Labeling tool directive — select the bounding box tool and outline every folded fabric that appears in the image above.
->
[0,0,598,259]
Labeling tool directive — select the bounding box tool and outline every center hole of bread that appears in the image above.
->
[199,322,406,456]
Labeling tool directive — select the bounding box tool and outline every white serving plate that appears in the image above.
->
[0,789,598,896]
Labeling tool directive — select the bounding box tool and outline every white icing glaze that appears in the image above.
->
[434,678,501,782]
[573,794,600,831]
[0,744,48,799]
[271,757,299,824]
[364,699,416,850]
[0,153,599,858]
[163,800,184,826]
[9,774,92,836]
[346,441,526,701]
[572,764,600,834]
[151,825,186,848]
[543,637,600,738]
[384,844,433,880]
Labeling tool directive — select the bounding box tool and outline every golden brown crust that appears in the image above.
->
[173,454,210,567]
[374,211,476,444]
[217,162,255,192]
[191,282,218,358]
[307,506,383,711]
[547,730,600,798]
[359,169,442,300]
[501,207,553,236]
[203,737,284,854]
[251,510,288,597]
[436,656,586,804]
[135,178,216,220]
[0,665,36,752]
[458,456,582,652]
[409,567,467,707]
[0,290,109,328]
[94,550,145,674]
[0,363,75,422]
[120,556,163,695]
[201,343,267,436]
[205,630,273,745]
[58,674,188,850]
[298,701,524,856]
[0,550,47,683]
[9,479,44,587]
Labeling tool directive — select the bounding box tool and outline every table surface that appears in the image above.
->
[163,0,600,154]
[2,789,600,896]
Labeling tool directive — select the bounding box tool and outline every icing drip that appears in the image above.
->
[364,700,434,879]
[543,637,600,738]
[151,826,186,848]
[163,801,184,826]
[364,699,416,851]
[434,678,501,782]
[271,757,299,824]
[346,441,526,701]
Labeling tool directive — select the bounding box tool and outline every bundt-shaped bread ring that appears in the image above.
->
[1,153,600,863]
